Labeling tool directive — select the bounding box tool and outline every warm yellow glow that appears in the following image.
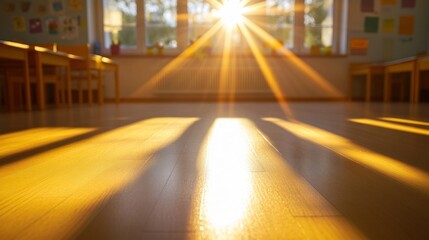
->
[350,118,429,136]
[0,118,198,239]
[0,128,96,158]
[242,18,341,96]
[194,118,364,239]
[2,41,30,49]
[200,118,252,231]
[215,0,245,29]
[238,22,295,119]
[131,21,223,97]
[380,117,429,127]
[265,118,429,195]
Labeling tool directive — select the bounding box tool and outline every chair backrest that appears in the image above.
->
[57,44,90,58]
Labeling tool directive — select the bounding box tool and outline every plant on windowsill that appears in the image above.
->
[110,40,121,55]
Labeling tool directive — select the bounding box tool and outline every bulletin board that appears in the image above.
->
[348,0,427,61]
[0,0,88,45]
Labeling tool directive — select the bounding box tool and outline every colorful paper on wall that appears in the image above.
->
[50,0,64,14]
[364,17,379,33]
[68,0,83,11]
[399,16,414,35]
[382,19,395,32]
[46,18,59,35]
[60,16,79,39]
[361,0,374,12]
[35,2,49,15]
[401,0,415,8]
[350,38,369,55]
[29,18,43,33]
[381,0,396,5]
[13,16,26,32]
[20,2,31,13]
[3,2,16,13]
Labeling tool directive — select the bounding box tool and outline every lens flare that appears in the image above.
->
[216,0,245,28]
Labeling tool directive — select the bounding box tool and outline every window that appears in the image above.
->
[266,0,295,49]
[267,0,336,53]
[103,0,137,48]
[188,0,215,44]
[145,0,177,48]
[304,0,333,50]
[101,0,344,55]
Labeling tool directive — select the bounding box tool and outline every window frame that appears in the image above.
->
[97,0,346,56]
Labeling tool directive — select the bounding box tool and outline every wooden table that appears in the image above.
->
[416,55,429,102]
[383,57,417,103]
[349,63,385,101]
[0,41,31,111]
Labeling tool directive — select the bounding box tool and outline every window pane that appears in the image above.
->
[304,0,333,49]
[188,0,215,43]
[266,0,294,49]
[103,0,137,48]
[145,0,177,48]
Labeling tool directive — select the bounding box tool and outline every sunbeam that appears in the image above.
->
[242,17,341,96]
[238,22,295,119]
[131,21,223,97]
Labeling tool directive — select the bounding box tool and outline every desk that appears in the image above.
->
[383,57,416,103]
[350,63,384,101]
[0,41,31,111]
[416,55,429,102]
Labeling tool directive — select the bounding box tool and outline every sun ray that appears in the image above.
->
[237,22,295,119]
[219,28,232,100]
[242,17,341,96]
[131,21,223,97]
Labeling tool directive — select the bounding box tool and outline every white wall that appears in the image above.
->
[103,56,349,100]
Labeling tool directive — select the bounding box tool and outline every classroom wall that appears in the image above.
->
[1,1,427,100]
[103,56,349,100]
[0,0,89,45]
[348,0,429,62]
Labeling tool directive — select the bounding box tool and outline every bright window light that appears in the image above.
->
[216,0,245,29]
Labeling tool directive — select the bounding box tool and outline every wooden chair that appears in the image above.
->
[383,57,416,103]
[416,54,429,102]
[349,63,385,101]
[57,44,102,104]
[4,44,69,110]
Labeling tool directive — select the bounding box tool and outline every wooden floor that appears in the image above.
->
[0,102,428,239]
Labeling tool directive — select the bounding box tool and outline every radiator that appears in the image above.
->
[153,67,272,94]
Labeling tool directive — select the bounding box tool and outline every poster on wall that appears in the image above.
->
[35,2,49,15]
[29,18,43,34]
[50,0,65,14]
[401,0,415,8]
[46,18,60,35]
[382,19,395,33]
[68,0,83,11]
[350,38,369,55]
[60,16,79,39]
[13,16,26,32]
[3,2,16,13]
[20,2,31,13]
[364,17,379,33]
[399,16,414,35]
[361,0,374,12]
